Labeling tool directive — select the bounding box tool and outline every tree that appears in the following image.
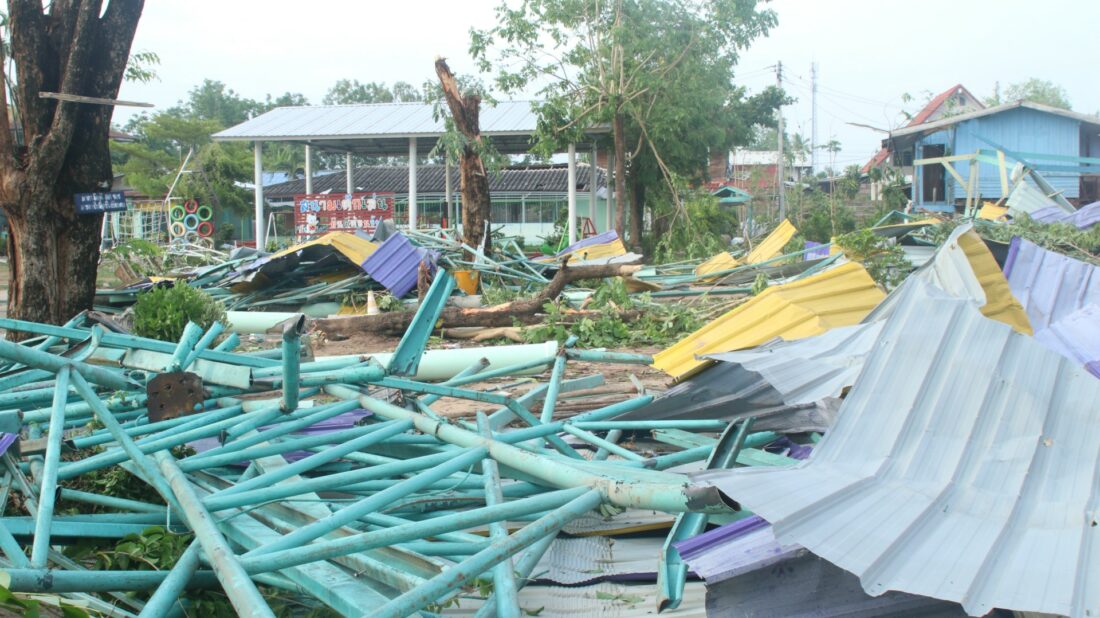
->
[434,59,492,258]
[322,80,422,105]
[986,78,1071,110]
[0,0,145,325]
[472,0,780,247]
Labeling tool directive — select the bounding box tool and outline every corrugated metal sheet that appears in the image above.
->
[675,515,800,583]
[652,262,884,381]
[803,241,830,260]
[873,224,1031,334]
[360,232,436,298]
[257,231,377,268]
[1006,178,1061,215]
[214,100,540,140]
[264,163,605,199]
[694,252,739,278]
[531,536,661,585]
[1029,200,1100,229]
[1032,304,1100,378]
[701,278,1100,617]
[1003,236,1100,330]
[744,219,797,264]
[548,230,628,264]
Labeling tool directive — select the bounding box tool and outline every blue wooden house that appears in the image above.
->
[885,101,1100,211]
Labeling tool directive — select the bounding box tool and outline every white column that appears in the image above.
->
[345,152,353,195]
[304,144,313,194]
[444,157,454,229]
[589,145,597,234]
[253,141,265,248]
[408,138,418,229]
[567,143,577,244]
[607,149,615,232]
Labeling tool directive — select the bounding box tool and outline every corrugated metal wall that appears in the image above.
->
[951,107,1081,199]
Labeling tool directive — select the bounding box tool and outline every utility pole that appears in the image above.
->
[811,62,818,175]
[776,61,785,221]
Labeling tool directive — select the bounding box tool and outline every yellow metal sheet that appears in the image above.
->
[564,239,627,264]
[694,252,740,278]
[955,229,1032,334]
[744,219,797,264]
[652,262,885,381]
[265,232,378,266]
[978,202,1008,221]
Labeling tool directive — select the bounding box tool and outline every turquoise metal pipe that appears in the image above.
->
[474,528,559,618]
[57,403,257,480]
[180,423,380,473]
[564,349,654,364]
[181,321,226,370]
[297,365,385,387]
[372,489,604,618]
[486,374,603,430]
[0,338,137,391]
[187,400,362,463]
[235,487,586,574]
[67,400,234,450]
[419,357,490,407]
[495,395,656,445]
[572,420,731,431]
[154,451,274,618]
[561,424,645,461]
[3,568,221,592]
[242,447,488,557]
[279,315,305,412]
[0,385,78,408]
[0,520,31,568]
[593,429,623,461]
[326,386,735,514]
[538,355,566,425]
[202,450,460,512]
[166,322,205,372]
[58,488,166,514]
[30,366,70,567]
[212,419,413,499]
[212,332,240,352]
[477,413,519,616]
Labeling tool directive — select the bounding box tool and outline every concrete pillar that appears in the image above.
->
[408,138,418,229]
[589,144,597,234]
[445,157,453,230]
[345,152,353,195]
[253,141,264,247]
[567,143,577,244]
[304,144,313,194]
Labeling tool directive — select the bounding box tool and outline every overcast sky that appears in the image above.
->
[115,0,1099,171]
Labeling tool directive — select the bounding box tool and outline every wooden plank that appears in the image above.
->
[38,91,153,108]
[997,150,1010,195]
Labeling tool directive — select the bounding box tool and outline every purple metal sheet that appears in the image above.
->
[555,230,619,256]
[674,515,804,583]
[803,240,830,260]
[0,433,17,458]
[361,232,438,298]
[1026,200,1100,230]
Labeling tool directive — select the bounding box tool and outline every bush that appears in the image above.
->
[652,192,737,262]
[835,228,912,289]
[132,283,226,342]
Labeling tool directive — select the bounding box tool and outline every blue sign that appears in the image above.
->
[75,191,127,215]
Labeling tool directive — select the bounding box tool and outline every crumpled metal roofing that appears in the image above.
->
[871,224,1031,334]
[1032,304,1100,378]
[360,231,437,298]
[652,262,885,381]
[1030,200,1100,229]
[241,232,377,275]
[694,219,798,279]
[701,278,1100,617]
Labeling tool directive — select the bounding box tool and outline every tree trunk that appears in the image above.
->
[434,59,491,259]
[628,174,645,251]
[0,1,145,329]
[612,111,628,239]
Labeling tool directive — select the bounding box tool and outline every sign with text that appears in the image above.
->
[293,192,394,240]
[75,191,127,215]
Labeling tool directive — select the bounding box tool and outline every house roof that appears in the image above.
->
[732,150,811,168]
[263,163,606,199]
[212,100,608,156]
[862,84,982,172]
[888,99,1100,140]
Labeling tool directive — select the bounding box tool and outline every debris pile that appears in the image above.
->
[1,208,1096,616]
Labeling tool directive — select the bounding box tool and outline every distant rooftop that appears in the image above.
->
[732,150,811,168]
[213,100,608,157]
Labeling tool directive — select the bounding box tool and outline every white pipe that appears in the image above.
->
[349,341,558,382]
[567,143,577,244]
[253,142,264,248]
[409,138,418,229]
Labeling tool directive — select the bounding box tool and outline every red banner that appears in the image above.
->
[294,192,394,240]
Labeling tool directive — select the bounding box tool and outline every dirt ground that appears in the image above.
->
[311,330,670,421]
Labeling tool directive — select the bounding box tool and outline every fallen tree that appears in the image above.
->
[315,262,642,338]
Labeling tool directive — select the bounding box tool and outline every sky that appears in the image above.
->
[115,0,1100,171]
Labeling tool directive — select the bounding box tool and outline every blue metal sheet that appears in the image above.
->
[1030,200,1100,229]
[361,232,438,298]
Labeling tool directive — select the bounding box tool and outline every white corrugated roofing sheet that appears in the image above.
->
[699,278,1100,617]
[214,100,540,140]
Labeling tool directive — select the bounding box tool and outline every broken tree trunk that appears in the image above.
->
[0,1,145,329]
[316,262,643,338]
[435,58,491,260]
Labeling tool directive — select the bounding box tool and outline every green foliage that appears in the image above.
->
[86,526,191,571]
[132,284,226,342]
[524,278,703,347]
[796,190,857,243]
[929,216,1100,266]
[124,50,160,84]
[481,281,531,306]
[835,228,912,289]
[652,191,737,262]
[323,79,422,105]
[750,272,769,295]
[0,580,90,618]
[986,77,1071,110]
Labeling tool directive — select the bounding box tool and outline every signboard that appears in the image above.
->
[293,192,394,240]
[75,191,127,215]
